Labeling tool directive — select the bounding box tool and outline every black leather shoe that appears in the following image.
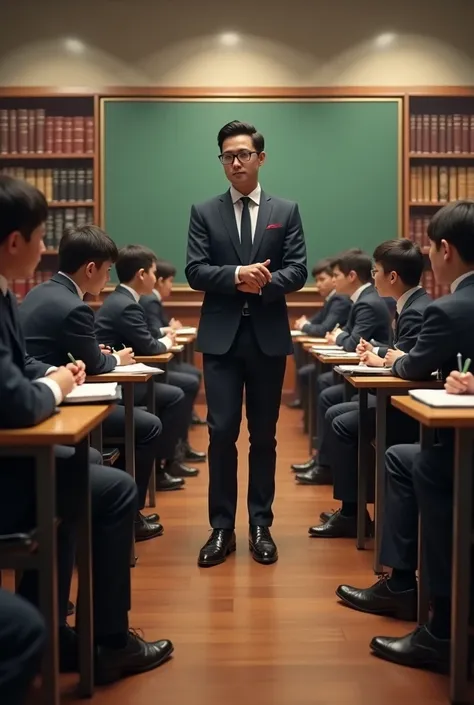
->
[67,600,75,616]
[156,471,185,491]
[144,513,160,523]
[287,398,302,410]
[165,460,199,478]
[249,526,278,565]
[336,575,417,620]
[95,632,174,685]
[370,625,450,674]
[191,410,207,425]
[309,509,373,538]
[291,455,317,472]
[134,512,164,542]
[198,529,236,567]
[296,466,332,485]
[320,509,335,523]
[183,444,207,463]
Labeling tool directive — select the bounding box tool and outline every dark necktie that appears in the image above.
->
[240,197,252,264]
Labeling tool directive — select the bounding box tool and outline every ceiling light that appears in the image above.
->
[374,32,396,48]
[219,32,241,47]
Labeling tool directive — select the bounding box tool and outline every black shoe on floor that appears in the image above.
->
[67,600,75,617]
[134,512,164,542]
[198,529,236,567]
[308,509,373,538]
[156,471,185,491]
[191,410,207,425]
[183,444,207,463]
[296,466,332,485]
[143,513,160,523]
[95,631,174,685]
[249,526,278,565]
[287,398,302,410]
[319,509,335,523]
[336,575,417,621]
[291,455,317,472]
[370,625,450,674]
[165,459,199,478]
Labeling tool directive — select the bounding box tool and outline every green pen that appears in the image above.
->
[67,352,78,365]
[463,358,471,374]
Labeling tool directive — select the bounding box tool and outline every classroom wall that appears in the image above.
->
[0,0,472,88]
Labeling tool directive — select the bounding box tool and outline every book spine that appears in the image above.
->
[44,168,53,202]
[27,109,35,153]
[85,117,94,153]
[415,115,422,153]
[438,115,446,153]
[458,166,467,199]
[461,115,470,153]
[52,169,60,202]
[430,114,438,153]
[8,110,17,154]
[36,168,45,196]
[63,117,73,154]
[45,117,54,154]
[85,168,93,201]
[59,169,68,201]
[430,166,438,203]
[422,165,430,202]
[439,166,448,202]
[422,114,430,153]
[73,116,85,153]
[471,115,474,154]
[76,168,85,201]
[467,167,474,199]
[446,115,453,153]
[35,109,45,153]
[0,109,8,154]
[18,109,28,154]
[53,117,63,154]
[453,114,462,154]
[448,166,458,201]
[67,169,77,201]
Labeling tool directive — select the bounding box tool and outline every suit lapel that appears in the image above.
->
[218,191,242,263]
[251,192,273,262]
[2,292,25,368]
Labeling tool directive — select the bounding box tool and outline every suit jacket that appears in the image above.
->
[95,285,167,355]
[375,288,431,358]
[301,293,351,337]
[19,273,117,375]
[0,291,56,428]
[185,189,307,356]
[140,294,168,340]
[392,273,474,381]
[335,285,392,352]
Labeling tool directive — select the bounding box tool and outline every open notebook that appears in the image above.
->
[109,363,164,375]
[409,389,474,408]
[63,383,120,404]
[334,364,393,375]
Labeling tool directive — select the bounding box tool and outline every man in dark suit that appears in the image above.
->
[294,248,392,483]
[336,201,474,674]
[185,120,307,566]
[95,244,205,476]
[309,239,431,537]
[0,175,173,685]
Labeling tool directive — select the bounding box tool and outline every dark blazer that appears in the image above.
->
[301,293,351,337]
[95,285,167,355]
[140,294,168,340]
[336,284,392,352]
[0,291,56,428]
[185,189,307,356]
[19,273,117,375]
[375,288,431,358]
[392,273,474,381]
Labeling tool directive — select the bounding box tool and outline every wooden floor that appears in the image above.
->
[59,405,448,704]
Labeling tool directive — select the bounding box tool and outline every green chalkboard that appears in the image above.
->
[102,99,401,283]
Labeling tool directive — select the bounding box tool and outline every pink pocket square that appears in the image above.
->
[266,223,283,229]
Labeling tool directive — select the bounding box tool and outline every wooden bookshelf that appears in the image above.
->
[0,153,94,160]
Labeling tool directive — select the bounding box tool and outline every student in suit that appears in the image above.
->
[19,226,180,525]
[95,245,205,476]
[294,249,391,484]
[0,175,173,685]
[0,588,45,705]
[186,120,307,566]
[290,257,351,409]
[336,201,474,673]
[140,257,207,440]
[309,239,430,537]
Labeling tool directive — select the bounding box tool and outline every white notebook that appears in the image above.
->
[111,363,164,375]
[291,330,304,337]
[311,345,343,352]
[409,389,474,408]
[319,351,360,359]
[334,364,393,375]
[63,382,120,404]
[176,327,197,335]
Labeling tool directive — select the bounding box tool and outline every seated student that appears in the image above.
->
[95,245,206,474]
[0,588,45,705]
[19,226,182,520]
[0,175,173,685]
[293,248,392,484]
[291,257,351,409]
[335,201,474,674]
[140,257,207,431]
[309,239,430,537]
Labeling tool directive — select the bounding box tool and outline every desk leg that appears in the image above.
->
[373,390,388,574]
[450,429,473,704]
[417,425,435,625]
[123,383,137,566]
[36,446,59,705]
[75,437,94,697]
[307,365,315,455]
[147,377,156,508]
[357,389,370,549]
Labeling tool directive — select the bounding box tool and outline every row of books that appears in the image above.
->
[10,270,53,301]
[45,209,94,250]
[410,114,474,155]
[420,269,450,300]
[0,109,94,155]
[409,165,474,204]
[409,215,431,248]
[1,166,94,203]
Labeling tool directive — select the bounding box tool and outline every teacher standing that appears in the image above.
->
[186,120,307,567]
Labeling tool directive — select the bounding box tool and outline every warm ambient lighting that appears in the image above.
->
[374,32,396,48]
[219,32,241,47]
[64,37,85,54]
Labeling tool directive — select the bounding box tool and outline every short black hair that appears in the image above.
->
[373,239,424,287]
[333,248,372,283]
[217,121,264,153]
[0,174,48,245]
[427,200,474,264]
[311,258,333,278]
[155,259,177,280]
[115,244,156,283]
[58,225,118,273]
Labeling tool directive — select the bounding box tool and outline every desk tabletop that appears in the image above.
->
[392,395,474,427]
[0,404,114,446]
[86,372,154,383]
[298,336,328,345]
[346,375,444,389]
[134,353,174,364]
[176,334,196,344]
[313,352,360,365]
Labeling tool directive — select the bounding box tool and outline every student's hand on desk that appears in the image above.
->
[360,350,384,367]
[237,282,261,295]
[48,367,76,396]
[169,318,183,330]
[445,370,474,395]
[161,326,174,335]
[325,330,339,344]
[117,347,136,365]
[294,315,308,331]
[384,348,405,367]
[356,338,373,355]
[99,344,112,355]
[238,260,272,289]
[66,359,86,385]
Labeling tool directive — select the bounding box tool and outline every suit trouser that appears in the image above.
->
[203,317,286,528]
[167,370,200,440]
[0,446,137,637]
[315,376,348,466]
[133,382,187,461]
[0,588,46,705]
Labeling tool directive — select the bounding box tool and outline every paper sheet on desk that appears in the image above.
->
[409,389,474,407]
[63,382,119,403]
[111,363,164,374]
[335,364,393,375]
[319,352,360,359]
[311,345,343,352]
[176,327,197,335]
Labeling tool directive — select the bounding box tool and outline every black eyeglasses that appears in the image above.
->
[218,149,260,165]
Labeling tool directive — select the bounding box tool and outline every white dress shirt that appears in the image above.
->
[231,183,261,285]
[450,271,474,293]
[58,271,84,299]
[396,286,422,316]
[350,282,371,304]
[120,284,172,350]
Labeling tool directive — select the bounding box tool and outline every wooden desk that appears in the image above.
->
[0,404,114,705]
[391,395,474,705]
[175,333,196,364]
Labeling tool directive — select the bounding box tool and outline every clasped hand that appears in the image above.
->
[237,260,272,294]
